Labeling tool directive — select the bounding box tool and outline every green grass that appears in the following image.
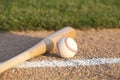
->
[0,0,120,31]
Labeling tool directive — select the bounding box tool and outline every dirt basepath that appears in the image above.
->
[0,29,120,80]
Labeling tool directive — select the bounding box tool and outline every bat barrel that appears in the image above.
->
[29,27,76,58]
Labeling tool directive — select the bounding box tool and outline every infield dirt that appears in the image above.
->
[0,29,120,80]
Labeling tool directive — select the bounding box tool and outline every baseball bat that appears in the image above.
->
[0,27,76,73]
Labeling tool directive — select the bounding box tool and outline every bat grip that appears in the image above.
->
[0,39,54,73]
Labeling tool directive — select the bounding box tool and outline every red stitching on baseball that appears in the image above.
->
[65,38,77,53]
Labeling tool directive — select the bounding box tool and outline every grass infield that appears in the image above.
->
[0,0,120,31]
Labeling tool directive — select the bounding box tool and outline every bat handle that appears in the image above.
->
[0,40,49,73]
[0,51,31,73]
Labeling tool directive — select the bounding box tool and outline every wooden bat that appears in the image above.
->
[0,27,76,73]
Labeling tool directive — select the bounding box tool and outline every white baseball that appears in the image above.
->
[56,37,77,58]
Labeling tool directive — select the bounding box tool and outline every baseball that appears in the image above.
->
[56,37,77,58]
